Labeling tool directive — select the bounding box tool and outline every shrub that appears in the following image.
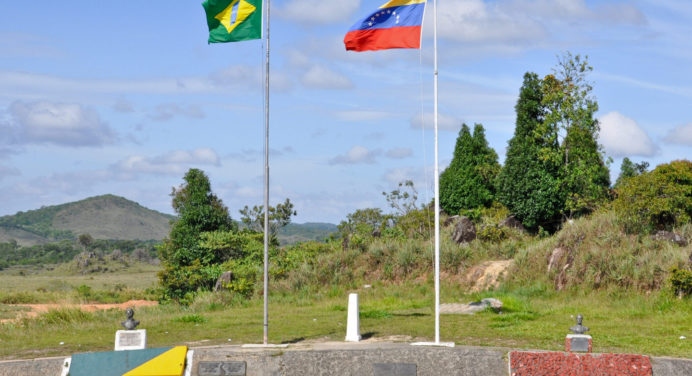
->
[613,160,692,234]
[669,267,692,297]
[477,225,508,243]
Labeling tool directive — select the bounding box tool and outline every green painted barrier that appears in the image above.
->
[68,347,172,376]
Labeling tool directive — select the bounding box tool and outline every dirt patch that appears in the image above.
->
[465,260,514,292]
[1,300,158,323]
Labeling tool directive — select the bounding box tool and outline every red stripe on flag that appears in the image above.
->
[344,26,422,52]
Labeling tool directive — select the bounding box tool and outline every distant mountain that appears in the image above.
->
[0,195,337,247]
[277,222,338,245]
[0,195,174,246]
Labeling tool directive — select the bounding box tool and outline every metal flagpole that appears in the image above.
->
[413,0,452,349]
[432,0,440,345]
[263,0,271,346]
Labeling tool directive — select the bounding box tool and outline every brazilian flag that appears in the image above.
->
[203,0,262,43]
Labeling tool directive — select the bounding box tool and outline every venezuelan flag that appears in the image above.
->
[344,0,426,52]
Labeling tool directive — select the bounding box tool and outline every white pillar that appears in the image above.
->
[345,293,361,342]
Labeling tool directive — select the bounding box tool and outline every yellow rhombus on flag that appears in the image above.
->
[202,0,262,43]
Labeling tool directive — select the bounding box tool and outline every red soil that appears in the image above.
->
[2,300,158,323]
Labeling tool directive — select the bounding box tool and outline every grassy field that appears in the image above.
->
[0,268,690,360]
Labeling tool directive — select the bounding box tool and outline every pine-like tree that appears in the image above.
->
[496,72,563,230]
[439,123,500,215]
[158,168,236,301]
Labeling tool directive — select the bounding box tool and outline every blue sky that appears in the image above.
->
[0,0,690,224]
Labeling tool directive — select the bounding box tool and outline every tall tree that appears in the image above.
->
[239,198,297,236]
[614,157,649,188]
[542,53,610,217]
[158,168,236,301]
[439,123,500,215]
[496,72,563,230]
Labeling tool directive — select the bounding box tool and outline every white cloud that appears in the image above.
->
[112,148,221,175]
[227,147,295,162]
[277,1,361,24]
[410,112,462,132]
[149,103,205,122]
[6,101,116,147]
[113,98,134,113]
[430,0,646,48]
[301,65,353,90]
[435,0,546,44]
[663,123,692,146]
[386,148,413,159]
[599,111,658,157]
[0,65,294,99]
[329,145,380,165]
[335,110,393,122]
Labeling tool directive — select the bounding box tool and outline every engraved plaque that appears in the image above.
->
[119,332,141,346]
[570,337,590,352]
[373,363,417,376]
[198,361,246,376]
[114,329,146,351]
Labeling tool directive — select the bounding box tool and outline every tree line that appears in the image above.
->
[156,53,691,303]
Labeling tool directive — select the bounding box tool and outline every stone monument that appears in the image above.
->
[115,308,147,351]
[565,314,592,353]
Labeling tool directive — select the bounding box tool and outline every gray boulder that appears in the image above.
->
[500,215,526,232]
[444,215,460,227]
[440,298,503,315]
[214,271,234,292]
[452,216,476,243]
[653,231,688,247]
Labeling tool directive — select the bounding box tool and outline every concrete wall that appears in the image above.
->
[0,343,690,376]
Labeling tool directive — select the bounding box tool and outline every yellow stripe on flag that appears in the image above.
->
[380,0,426,9]
[122,346,188,376]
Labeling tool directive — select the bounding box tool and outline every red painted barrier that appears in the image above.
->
[509,352,652,376]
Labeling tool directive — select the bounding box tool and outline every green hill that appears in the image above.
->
[0,195,174,246]
[277,222,337,245]
[0,195,337,247]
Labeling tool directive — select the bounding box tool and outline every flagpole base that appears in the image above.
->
[411,342,455,348]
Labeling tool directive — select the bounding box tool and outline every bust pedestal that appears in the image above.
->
[115,329,147,351]
[565,334,592,353]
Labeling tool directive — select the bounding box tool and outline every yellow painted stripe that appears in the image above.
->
[380,0,426,9]
[122,346,188,376]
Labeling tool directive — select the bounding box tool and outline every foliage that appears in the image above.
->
[497,54,610,230]
[394,207,433,239]
[0,205,74,240]
[614,157,649,188]
[440,123,500,214]
[382,180,419,216]
[669,267,692,297]
[199,230,266,298]
[613,160,692,233]
[239,198,297,236]
[542,53,611,217]
[0,240,80,268]
[496,72,563,231]
[337,208,387,240]
[158,169,236,302]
